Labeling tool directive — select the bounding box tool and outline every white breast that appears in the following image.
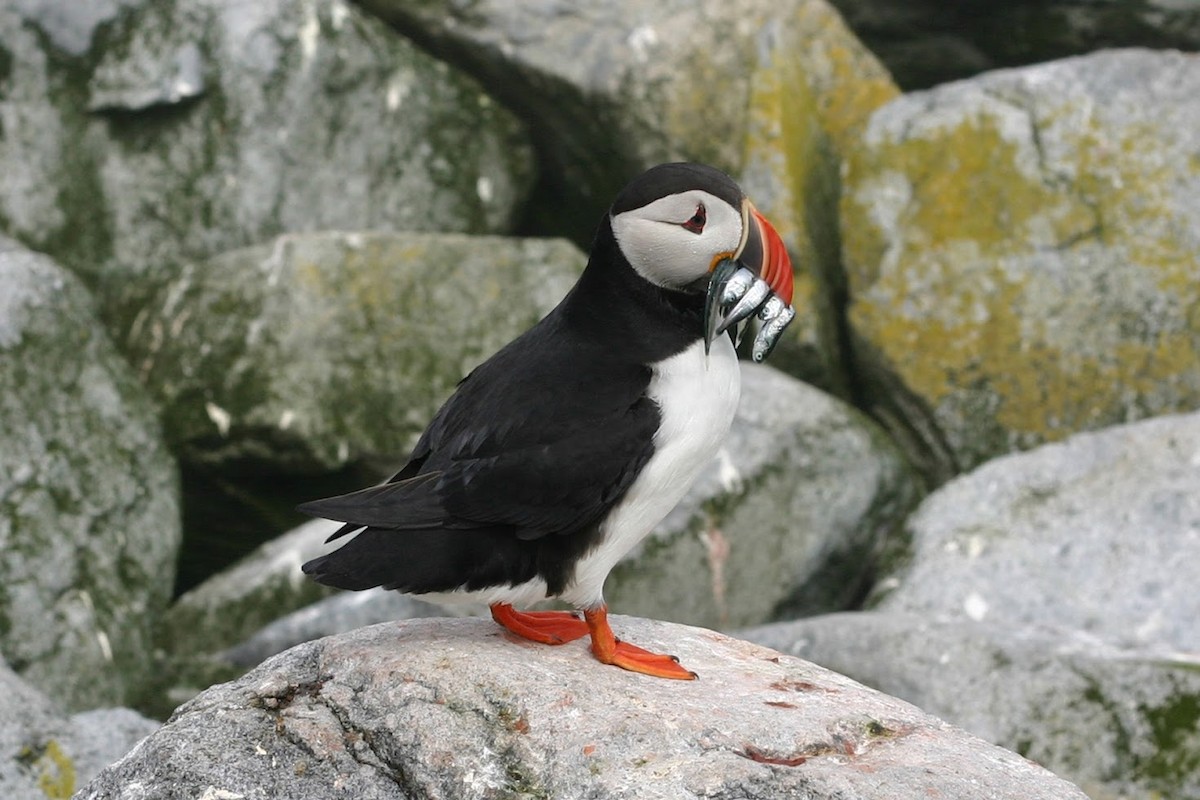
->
[561,335,742,607]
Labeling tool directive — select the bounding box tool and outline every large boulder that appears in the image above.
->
[77,618,1088,800]
[875,410,1200,653]
[0,239,180,711]
[355,0,899,393]
[746,612,1200,800]
[0,658,158,800]
[124,231,586,473]
[841,49,1200,480]
[0,0,534,328]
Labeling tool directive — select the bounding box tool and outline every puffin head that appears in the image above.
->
[609,163,795,361]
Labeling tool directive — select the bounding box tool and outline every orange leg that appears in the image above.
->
[584,605,697,680]
[490,603,589,645]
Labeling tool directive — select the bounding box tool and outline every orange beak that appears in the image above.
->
[737,202,793,304]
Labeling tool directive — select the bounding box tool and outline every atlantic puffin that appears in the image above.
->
[300,162,794,680]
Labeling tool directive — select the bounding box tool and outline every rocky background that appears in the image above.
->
[1,0,1197,798]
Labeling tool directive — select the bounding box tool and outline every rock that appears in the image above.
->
[828,0,1200,89]
[151,520,464,717]
[744,611,1200,800]
[3,0,140,57]
[123,231,585,472]
[76,618,1088,800]
[0,239,181,711]
[219,589,456,670]
[874,410,1200,652]
[60,709,159,789]
[355,0,899,394]
[0,0,534,328]
[604,363,921,629]
[842,49,1200,479]
[160,519,344,667]
[1,658,158,800]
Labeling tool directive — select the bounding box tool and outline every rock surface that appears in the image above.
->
[124,231,585,472]
[162,519,348,662]
[0,0,534,327]
[1,659,158,800]
[0,239,180,711]
[875,410,1200,653]
[77,618,1088,800]
[745,611,1200,800]
[842,48,1200,479]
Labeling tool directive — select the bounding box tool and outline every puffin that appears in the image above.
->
[300,162,794,680]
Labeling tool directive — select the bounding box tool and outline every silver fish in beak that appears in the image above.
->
[704,200,796,362]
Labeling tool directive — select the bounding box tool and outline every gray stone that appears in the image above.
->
[0,0,534,329]
[605,363,921,629]
[876,410,1200,653]
[61,710,159,796]
[0,240,181,711]
[745,611,1200,800]
[161,518,456,664]
[76,618,1089,800]
[355,0,900,394]
[123,231,585,472]
[221,589,457,669]
[153,520,465,718]
[842,48,1200,479]
[1,659,158,800]
[161,519,345,668]
[7,0,141,56]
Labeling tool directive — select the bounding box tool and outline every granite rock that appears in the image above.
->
[77,618,1089,800]
[875,410,1200,653]
[0,239,180,710]
[842,49,1200,480]
[745,611,1200,800]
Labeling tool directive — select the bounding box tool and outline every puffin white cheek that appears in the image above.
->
[613,219,706,290]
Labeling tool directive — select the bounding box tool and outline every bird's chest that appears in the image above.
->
[571,336,741,599]
[561,336,740,605]
[644,335,742,479]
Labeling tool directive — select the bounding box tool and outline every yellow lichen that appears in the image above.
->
[846,101,1200,465]
[34,740,75,799]
[738,1,899,391]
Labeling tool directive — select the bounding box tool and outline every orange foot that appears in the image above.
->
[490,603,589,644]
[584,605,697,681]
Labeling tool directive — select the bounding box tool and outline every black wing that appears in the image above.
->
[298,310,661,593]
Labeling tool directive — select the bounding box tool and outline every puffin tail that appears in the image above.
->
[301,526,539,595]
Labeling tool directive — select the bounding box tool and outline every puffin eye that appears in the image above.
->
[681,204,706,234]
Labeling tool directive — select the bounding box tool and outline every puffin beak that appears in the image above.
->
[703,200,796,362]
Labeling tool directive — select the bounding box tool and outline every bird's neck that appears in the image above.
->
[561,219,705,362]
